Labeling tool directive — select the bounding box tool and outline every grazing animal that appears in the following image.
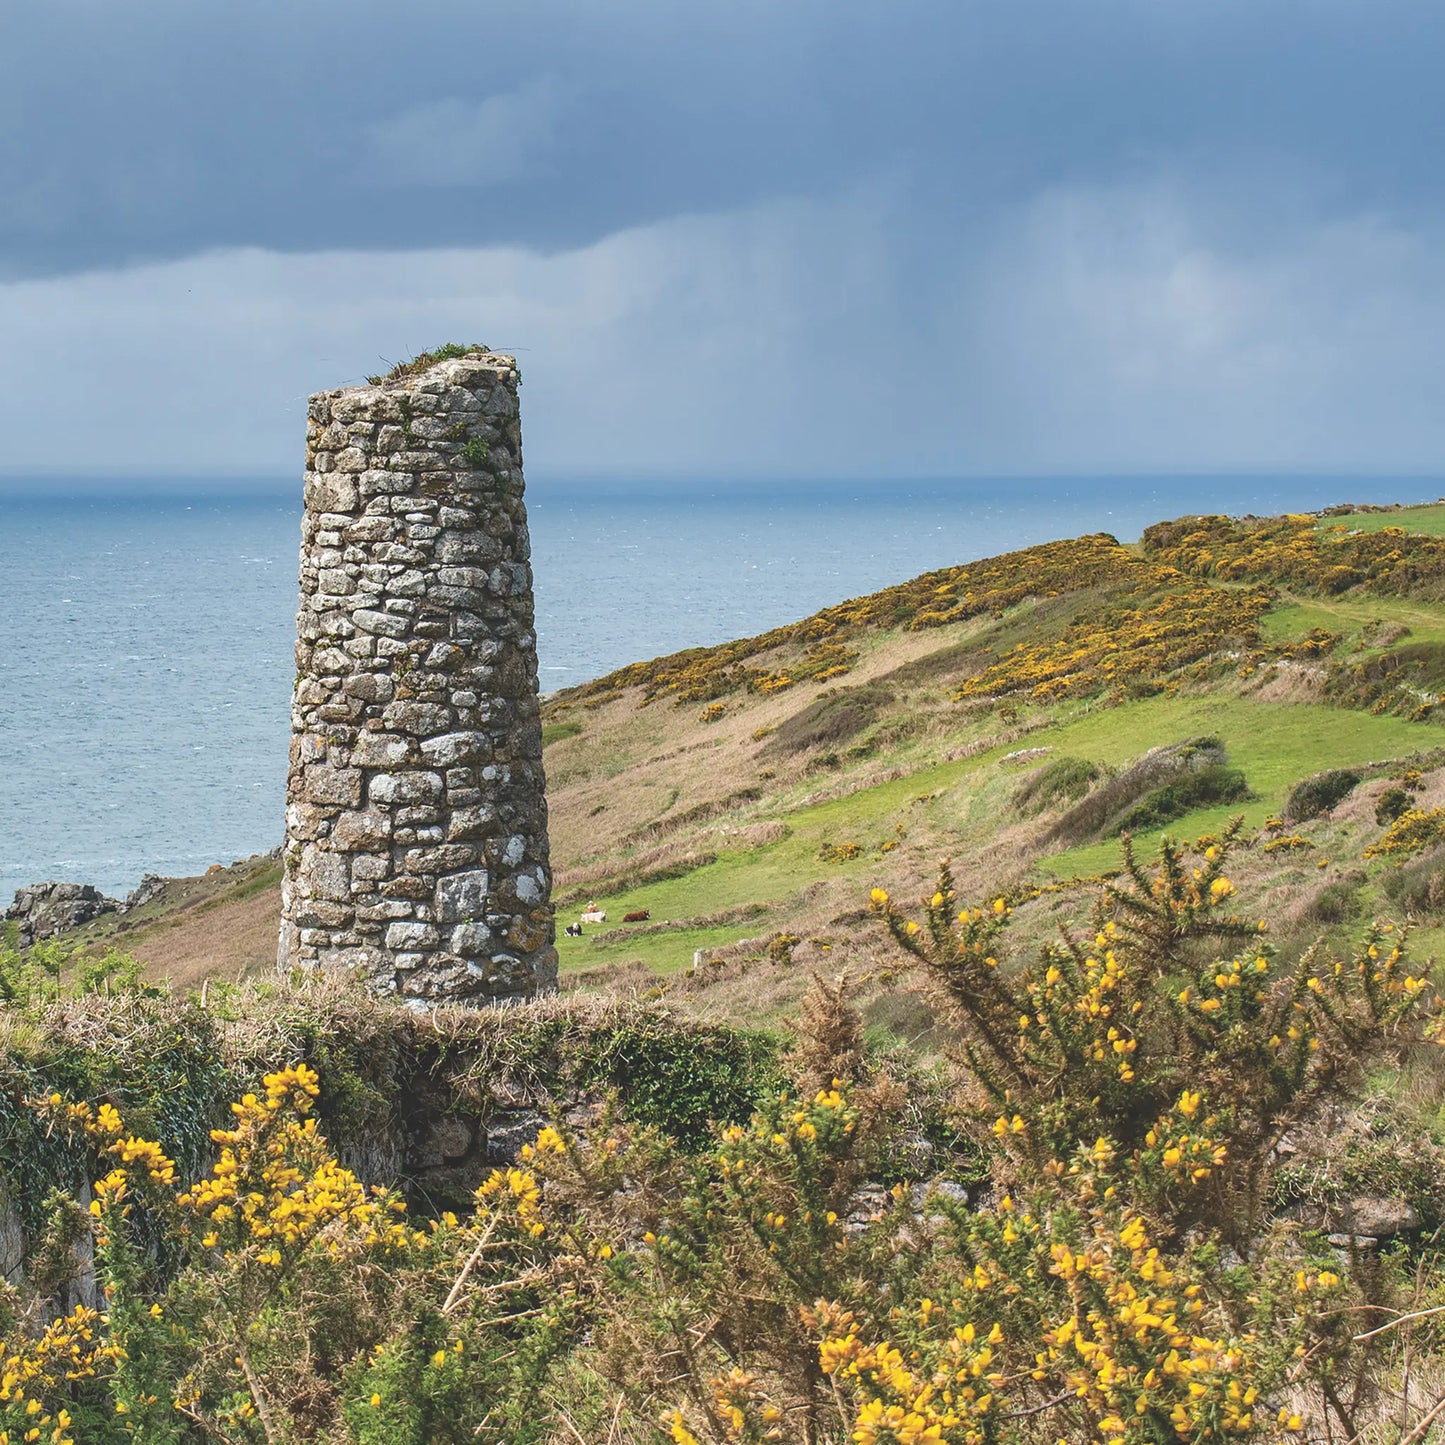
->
[623,909,650,923]
[564,921,583,937]
[580,908,606,925]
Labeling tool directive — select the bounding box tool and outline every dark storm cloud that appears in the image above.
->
[2,0,1444,479]
[3,0,1443,280]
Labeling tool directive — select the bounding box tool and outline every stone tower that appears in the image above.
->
[278,348,556,1004]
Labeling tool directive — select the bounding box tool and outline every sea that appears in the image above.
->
[1,475,1440,902]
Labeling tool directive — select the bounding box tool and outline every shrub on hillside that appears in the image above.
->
[1140,510,1445,597]
[1377,786,1413,824]
[1112,762,1251,834]
[1305,873,1365,925]
[1011,755,1102,814]
[1327,642,1445,721]
[758,683,890,759]
[854,824,1444,1443]
[1379,844,1445,917]
[1366,806,1445,858]
[1046,735,1229,844]
[869,820,1433,1218]
[950,584,1273,705]
[1283,768,1361,823]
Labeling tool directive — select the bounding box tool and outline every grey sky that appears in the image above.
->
[2,0,1443,479]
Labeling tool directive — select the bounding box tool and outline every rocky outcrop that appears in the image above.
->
[125,873,169,911]
[278,350,555,1005]
[4,882,119,947]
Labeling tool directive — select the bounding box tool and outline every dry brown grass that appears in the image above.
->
[129,883,282,989]
[541,621,993,868]
[554,838,719,901]
[1248,660,1329,704]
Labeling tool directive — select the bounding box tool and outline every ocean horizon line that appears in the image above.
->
[3,469,1445,500]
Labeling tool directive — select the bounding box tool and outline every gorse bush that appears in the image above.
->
[1111,763,1250,835]
[1366,807,1445,858]
[1139,513,1445,596]
[1327,643,1445,721]
[4,832,1445,1442]
[949,583,1273,707]
[1282,769,1360,823]
[1379,845,1445,917]
[869,820,1434,1233]
[1011,755,1102,815]
[1045,737,1233,845]
[1376,786,1413,825]
[9,1064,570,1445]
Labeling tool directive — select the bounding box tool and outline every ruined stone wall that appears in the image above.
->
[278,350,555,1004]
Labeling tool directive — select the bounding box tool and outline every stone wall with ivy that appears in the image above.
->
[280,349,556,1003]
[0,984,784,1291]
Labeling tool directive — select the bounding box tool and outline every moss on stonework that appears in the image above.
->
[369,343,491,384]
[0,972,784,1237]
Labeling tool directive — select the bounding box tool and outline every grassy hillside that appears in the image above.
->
[539,503,1445,996]
[45,501,1445,1029]
[13,503,1445,1444]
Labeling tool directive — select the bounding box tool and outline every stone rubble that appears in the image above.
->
[278,350,555,1004]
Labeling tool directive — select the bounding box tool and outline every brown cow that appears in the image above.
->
[623,909,650,923]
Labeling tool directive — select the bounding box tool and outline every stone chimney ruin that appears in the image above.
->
[278,348,556,1004]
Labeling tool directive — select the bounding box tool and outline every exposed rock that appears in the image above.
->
[921,1179,970,1207]
[485,1110,549,1163]
[845,1183,892,1235]
[124,874,169,911]
[0,1181,26,1284]
[1343,1195,1420,1239]
[410,1115,476,1170]
[5,882,119,947]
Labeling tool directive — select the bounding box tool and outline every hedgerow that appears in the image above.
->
[1011,755,1103,815]
[1110,763,1251,835]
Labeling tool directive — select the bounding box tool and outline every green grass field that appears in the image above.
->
[560,920,762,974]
[1262,592,1445,646]
[1321,502,1445,536]
[1038,698,1438,876]
[558,692,1444,971]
